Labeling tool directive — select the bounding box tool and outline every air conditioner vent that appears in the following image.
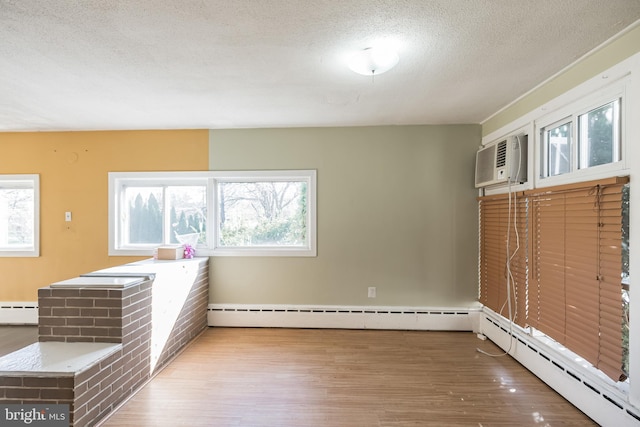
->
[496,140,507,168]
[474,134,527,188]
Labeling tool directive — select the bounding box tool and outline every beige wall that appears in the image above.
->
[209,125,481,307]
[0,130,209,301]
[483,24,640,136]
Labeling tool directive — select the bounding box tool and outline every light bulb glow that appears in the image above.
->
[348,47,399,76]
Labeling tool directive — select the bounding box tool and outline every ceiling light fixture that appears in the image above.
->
[348,47,399,77]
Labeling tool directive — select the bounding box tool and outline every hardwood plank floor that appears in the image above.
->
[100,327,596,427]
[0,325,38,357]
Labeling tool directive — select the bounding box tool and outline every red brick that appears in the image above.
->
[94,318,122,327]
[5,387,41,398]
[67,317,95,326]
[52,289,82,298]
[79,289,110,298]
[23,377,60,388]
[95,298,122,308]
[80,327,111,337]
[0,377,23,386]
[52,327,80,336]
[66,298,94,308]
[53,307,80,317]
[39,317,67,326]
[38,307,52,317]
[40,387,73,399]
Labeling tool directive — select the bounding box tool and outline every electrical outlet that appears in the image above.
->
[368,287,376,298]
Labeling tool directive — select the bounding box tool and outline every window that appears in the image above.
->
[0,174,39,257]
[536,91,625,186]
[539,97,622,181]
[109,170,316,257]
[213,171,316,256]
[109,172,209,255]
[578,99,621,169]
[541,119,572,177]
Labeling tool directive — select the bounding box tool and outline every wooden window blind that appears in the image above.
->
[478,193,528,328]
[479,177,627,381]
[527,177,627,381]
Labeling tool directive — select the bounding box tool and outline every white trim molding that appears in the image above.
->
[480,308,640,426]
[208,304,481,332]
[0,302,38,325]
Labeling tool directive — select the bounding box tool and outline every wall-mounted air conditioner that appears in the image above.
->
[475,134,527,188]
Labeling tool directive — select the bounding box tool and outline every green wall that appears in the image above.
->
[208,125,481,307]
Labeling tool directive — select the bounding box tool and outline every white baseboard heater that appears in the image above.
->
[480,309,640,426]
[0,302,38,325]
[208,304,481,332]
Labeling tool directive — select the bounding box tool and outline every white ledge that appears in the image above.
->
[0,342,120,376]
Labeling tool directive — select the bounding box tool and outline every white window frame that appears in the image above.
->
[108,170,316,257]
[577,98,621,170]
[533,77,627,189]
[540,117,573,178]
[108,171,212,256]
[0,174,39,257]
[211,170,317,257]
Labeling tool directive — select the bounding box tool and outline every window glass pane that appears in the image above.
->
[545,122,571,176]
[125,187,163,244]
[109,171,315,256]
[168,186,207,246]
[579,99,620,169]
[218,181,307,247]
[0,188,34,248]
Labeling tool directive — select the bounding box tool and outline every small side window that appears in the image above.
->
[541,120,572,177]
[578,99,621,169]
[0,174,39,257]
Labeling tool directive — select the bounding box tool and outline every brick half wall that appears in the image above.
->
[1,258,209,427]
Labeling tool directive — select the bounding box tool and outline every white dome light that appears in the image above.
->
[348,47,399,76]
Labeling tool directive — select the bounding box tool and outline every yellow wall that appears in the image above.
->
[0,130,209,301]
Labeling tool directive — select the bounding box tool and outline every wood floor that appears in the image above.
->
[0,325,38,357]
[97,327,596,427]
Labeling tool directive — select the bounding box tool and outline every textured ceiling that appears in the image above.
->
[1,1,639,131]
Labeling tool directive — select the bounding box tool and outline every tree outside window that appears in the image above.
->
[218,181,307,247]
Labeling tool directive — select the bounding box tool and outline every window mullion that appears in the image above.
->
[163,186,171,244]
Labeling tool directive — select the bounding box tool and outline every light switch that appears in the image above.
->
[65,212,72,222]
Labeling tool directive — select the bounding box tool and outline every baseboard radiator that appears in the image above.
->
[208,304,481,332]
[480,309,640,426]
[0,302,38,325]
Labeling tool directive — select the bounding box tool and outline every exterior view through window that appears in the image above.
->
[217,181,307,248]
[543,121,571,177]
[578,99,621,169]
[125,185,207,246]
[109,170,316,256]
[541,99,621,179]
[0,186,34,249]
[0,175,38,256]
